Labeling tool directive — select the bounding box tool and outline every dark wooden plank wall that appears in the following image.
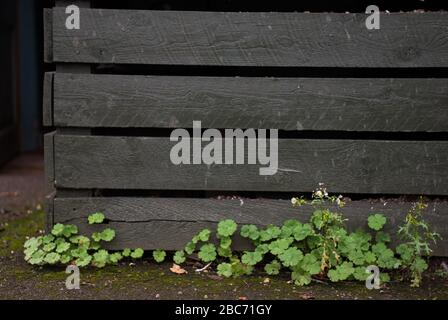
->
[53,197,448,256]
[53,135,448,195]
[43,4,448,254]
[50,9,448,67]
[53,74,448,131]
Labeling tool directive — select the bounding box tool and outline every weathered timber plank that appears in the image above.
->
[53,73,448,132]
[53,135,448,195]
[44,131,56,190]
[51,9,448,67]
[43,8,52,63]
[44,191,55,233]
[53,197,448,256]
[42,72,54,126]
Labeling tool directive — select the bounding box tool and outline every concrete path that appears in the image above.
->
[0,153,45,220]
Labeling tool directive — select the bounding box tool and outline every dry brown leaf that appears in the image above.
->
[170,263,188,274]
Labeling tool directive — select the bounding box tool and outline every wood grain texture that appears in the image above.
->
[53,135,448,195]
[53,197,448,256]
[43,8,52,63]
[44,191,55,233]
[42,72,53,126]
[44,131,55,190]
[51,9,448,67]
[53,73,448,132]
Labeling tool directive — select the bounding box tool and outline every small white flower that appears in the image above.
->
[315,190,323,198]
[291,197,298,205]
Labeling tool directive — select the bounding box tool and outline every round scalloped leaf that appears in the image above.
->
[92,232,102,242]
[281,220,300,237]
[100,228,116,242]
[93,249,109,268]
[241,251,263,266]
[220,236,232,249]
[259,225,281,242]
[28,250,45,265]
[62,225,78,237]
[293,223,314,241]
[184,241,196,255]
[60,254,72,264]
[197,229,211,242]
[44,252,61,264]
[327,262,355,282]
[217,263,233,278]
[71,248,88,258]
[291,271,311,286]
[89,241,101,251]
[153,250,166,263]
[300,253,321,275]
[240,224,259,241]
[122,248,132,257]
[198,244,217,262]
[217,219,237,238]
[255,244,270,255]
[268,238,293,256]
[76,254,92,267]
[43,243,56,252]
[51,223,65,236]
[56,241,70,253]
[70,235,90,249]
[265,260,281,275]
[109,252,123,264]
[88,212,105,224]
[368,214,387,231]
[353,266,369,281]
[279,247,303,267]
[173,251,186,264]
[42,234,55,244]
[131,248,144,259]
[24,237,42,250]
[375,231,391,243]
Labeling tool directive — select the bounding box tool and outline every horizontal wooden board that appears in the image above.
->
[43,8,52,63]
[53,197,448,256]
[44,191,55,233]
[53,73,448,132]
[42,72,54,126]
[44,131,55,189]
[51,9,448,67]
[53,135,448,194]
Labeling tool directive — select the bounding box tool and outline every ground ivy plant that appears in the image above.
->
[23,187,440,288]
[173,186,439,287]
[24,213,166,268]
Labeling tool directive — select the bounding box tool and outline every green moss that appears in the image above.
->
[0,209,45,257]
